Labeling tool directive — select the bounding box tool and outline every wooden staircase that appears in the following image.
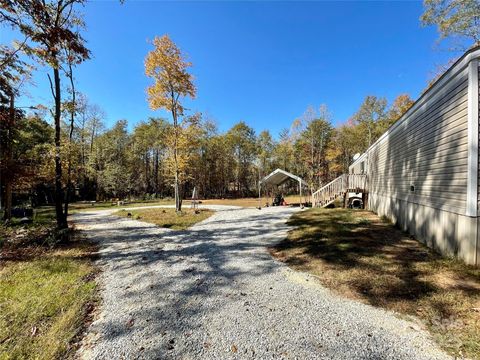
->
[312,174,367,208]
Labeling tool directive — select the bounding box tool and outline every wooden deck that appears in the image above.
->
[312,174,367,208]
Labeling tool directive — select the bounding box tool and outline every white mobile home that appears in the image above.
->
[348,46,480,266]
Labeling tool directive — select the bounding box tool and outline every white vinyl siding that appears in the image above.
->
[348,48,480,265]
[364,68,469,215]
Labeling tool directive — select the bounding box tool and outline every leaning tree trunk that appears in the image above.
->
[53,67,67,229]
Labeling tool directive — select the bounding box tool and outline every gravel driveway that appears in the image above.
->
[74,205,450,360]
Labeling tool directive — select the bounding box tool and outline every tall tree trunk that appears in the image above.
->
[3,181,12,221]
[2,92,14,221]
[90,120,96,154]
[64,62,75,219]
[171,108,181,212]
[53,67,67,229]
[80,115,86,168]
[145,151,150,193]
[89,119,98,199]
[236,149,241,195]
[154,148,159,194]
[80,111,86,192]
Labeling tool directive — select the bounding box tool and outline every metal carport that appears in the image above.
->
[258,169,309,208]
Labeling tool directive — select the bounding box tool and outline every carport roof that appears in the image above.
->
[260,168,308,187]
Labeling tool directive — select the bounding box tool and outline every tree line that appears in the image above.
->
[0,90,414,206]
[0,0,478,227]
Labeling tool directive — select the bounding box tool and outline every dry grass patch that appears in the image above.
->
[0,236,97,360]
[191,198,261,208]
[270,208,480,359]
[28,199,177,220]
[68,199,175,213]
[195,195,305,208]
[36,196,303,219]
[114,208,214,230]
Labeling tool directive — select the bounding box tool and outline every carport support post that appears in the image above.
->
[258,181,262,210]
[299,180,303,209]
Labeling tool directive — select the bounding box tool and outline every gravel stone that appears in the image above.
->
[74,205,451,360]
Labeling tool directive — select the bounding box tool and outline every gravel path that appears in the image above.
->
[74,205,450,360]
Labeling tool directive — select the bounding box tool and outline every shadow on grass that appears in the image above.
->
[0,227,99,264]
[272,208,480,310]
[271,208,480,358]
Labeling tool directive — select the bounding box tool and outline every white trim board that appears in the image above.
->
[466,59,479,217]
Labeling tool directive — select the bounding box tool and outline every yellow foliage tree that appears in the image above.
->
[164,115,202,187]
[145,35,196,211]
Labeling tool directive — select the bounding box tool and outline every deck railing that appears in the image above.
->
[347,174,367,191]
[312,174,367,207]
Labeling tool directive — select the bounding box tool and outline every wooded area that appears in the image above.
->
[0,91,414,208]
[1,0,477,229]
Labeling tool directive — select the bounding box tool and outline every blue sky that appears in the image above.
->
[1,1,466,136]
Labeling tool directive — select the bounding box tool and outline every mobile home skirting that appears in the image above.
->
[349,46,480,266]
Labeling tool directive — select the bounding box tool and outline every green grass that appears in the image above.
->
[0,208,56,228]
[0,241,97,360]
[6,199,176,223]
[114,208,214,230]
[271,208,480,359]
[31,199,176,219]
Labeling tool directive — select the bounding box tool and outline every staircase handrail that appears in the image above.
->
[312,174,346,197]
[312,174,368,207]
[312,174,347,207]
